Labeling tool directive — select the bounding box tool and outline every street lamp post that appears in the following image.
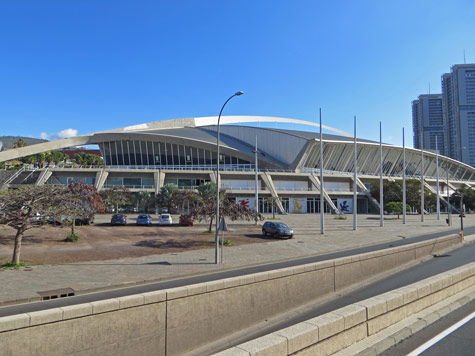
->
[215,91,244,264]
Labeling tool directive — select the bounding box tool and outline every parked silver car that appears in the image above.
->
[158,213,172,225]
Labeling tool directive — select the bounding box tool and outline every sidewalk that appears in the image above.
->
[0,213,472,305]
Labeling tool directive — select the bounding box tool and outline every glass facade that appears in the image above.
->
[48,176,96,185]
[163,178,210,189]
[104,177,154,189]
[99,140,252,169]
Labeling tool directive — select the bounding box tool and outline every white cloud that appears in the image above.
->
[40,128,78,141]
[57,128,78,139]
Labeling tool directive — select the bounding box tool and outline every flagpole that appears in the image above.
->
[380,122,384,227]
[420,131,425,222]
[403,127,406,224]
[353,116,357,230]
[436,136,440,220]
[320,108,324,234]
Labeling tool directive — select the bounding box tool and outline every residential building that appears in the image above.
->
[442,64,475,166]
[412,94,445,154]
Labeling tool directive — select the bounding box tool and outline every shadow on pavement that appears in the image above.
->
[245,234,284,240]
[135,239,208,249]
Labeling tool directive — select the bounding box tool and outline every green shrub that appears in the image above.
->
[208,239,232,246]
[1,261,30,269]
[65,233,80,242]
[384,202,411,218]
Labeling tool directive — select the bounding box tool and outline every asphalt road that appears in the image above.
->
[379,299,475,356]
[198,239,475,355]
[1,225,474,319]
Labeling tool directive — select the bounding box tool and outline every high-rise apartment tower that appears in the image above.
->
[412,94,445,154]
[442,64,475,166]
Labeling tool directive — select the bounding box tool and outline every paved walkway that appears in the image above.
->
[0,213,473,305]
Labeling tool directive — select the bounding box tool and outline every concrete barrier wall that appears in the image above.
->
[0,234,462,356]
[213,262,475,356]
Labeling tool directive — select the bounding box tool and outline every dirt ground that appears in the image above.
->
[0,214,280,265]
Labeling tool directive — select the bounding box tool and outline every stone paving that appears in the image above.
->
[0,213,472,305]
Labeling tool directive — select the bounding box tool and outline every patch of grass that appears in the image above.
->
[202,230,214,234]
[207,239,232,246]
[334,214,347,220]
[64,233,80,242]
[268,218,281,220]
[1,261,31,269]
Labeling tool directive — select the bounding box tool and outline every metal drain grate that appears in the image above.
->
[37,288,75,300]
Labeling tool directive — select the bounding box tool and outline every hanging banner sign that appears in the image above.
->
[337,198,353,214]
[236,197,256,210]
[290,198,307,213]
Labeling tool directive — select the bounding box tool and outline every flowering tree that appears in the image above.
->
[66,181,105,237]
[0,185,75,264]
[190,183,263,232]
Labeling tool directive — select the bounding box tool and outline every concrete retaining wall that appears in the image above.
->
[214,262,475,356]
[0,234,462,356]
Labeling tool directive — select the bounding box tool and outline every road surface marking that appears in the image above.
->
[406,310,475,356]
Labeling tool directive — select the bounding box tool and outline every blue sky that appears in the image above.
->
[1,0,474,147]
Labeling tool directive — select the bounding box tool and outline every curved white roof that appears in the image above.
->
[0,116,474,181]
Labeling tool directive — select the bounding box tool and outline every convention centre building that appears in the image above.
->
[1,116,474,214]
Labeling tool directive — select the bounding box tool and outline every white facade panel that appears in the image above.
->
[222,179,257,190]
[323,181,351,192]
[273,180,308,190]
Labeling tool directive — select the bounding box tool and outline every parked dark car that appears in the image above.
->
[75,215,94,225]
[111,214,127,225]
[262,221,294,238]
[48,215,94,226]
[179,214,194,226]
[136,214,152,226]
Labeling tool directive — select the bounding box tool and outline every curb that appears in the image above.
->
[334,285,475,356]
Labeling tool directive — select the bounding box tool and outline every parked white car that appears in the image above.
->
[159,213,173,225]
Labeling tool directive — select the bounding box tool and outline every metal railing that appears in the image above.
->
[222,186,269,191]
[273,187,318,191]
[2,167,25,186]
[10,164,475,183]
[103,185,154,189]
